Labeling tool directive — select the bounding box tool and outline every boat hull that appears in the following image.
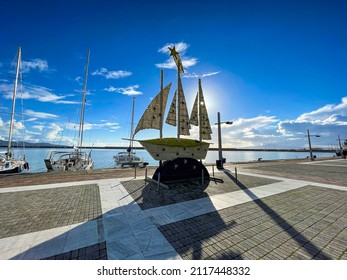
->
[114,152,144,168]
[139,138,210,161]
[44,150,94,172]
[0,160,29,175]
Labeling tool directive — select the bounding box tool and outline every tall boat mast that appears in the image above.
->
[77,48,90,151]
[129,96,136,153]
[7,47,21,160]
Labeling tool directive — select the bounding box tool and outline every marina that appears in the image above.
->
[0,147,337,173]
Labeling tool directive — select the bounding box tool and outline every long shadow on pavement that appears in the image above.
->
[223,169,330,259]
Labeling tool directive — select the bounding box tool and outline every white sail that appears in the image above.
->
[165,90,177,126]
[189,93,199,126]
[178,75,191,135]
[198,79,212,140]
[134,82,172,135]
[189,79,212,141]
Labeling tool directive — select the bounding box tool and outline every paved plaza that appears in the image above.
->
[0,158,346,260]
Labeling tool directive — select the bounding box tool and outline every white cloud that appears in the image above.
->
[45,123,64,141]
[92,68,132,79]
[155,42,198,70]
[32,125,45,131]
[296,96,347,122]
[186,95,347,150]
[24,109,58,119]
[0,118,26,141]
[65,121,121,132]
[21,59,49,73]
[183,71,220,79]
[158,42,190,54]
[0,83,79,104]
[104,85,142,96]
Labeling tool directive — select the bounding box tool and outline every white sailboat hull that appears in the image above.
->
[114,152,144,168]
[139,138,210,161]
[0,157,29,174]
[44,151,94,172]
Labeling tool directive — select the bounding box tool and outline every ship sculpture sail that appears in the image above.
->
[134,82,172,135]
[165,75,191,137]
[190,79,212,141]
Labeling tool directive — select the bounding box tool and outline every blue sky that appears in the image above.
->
[0,0,346,150]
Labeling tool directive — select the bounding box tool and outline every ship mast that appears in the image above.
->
[198,79,202,142]
[160,70,164,139]
[77,48,90,153]
[177,73,181,140]
[129,96,135,155]
[168,46,184,141]
[7,47,21,160]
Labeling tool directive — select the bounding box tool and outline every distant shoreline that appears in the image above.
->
[1,145,336,153]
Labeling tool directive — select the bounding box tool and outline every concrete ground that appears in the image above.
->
[0,158,346,260]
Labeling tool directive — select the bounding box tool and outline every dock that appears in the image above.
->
[0,157,346,260]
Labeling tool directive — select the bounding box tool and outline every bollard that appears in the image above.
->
[134,166,137,179]
[235,166,238,183]
[212,165,215,177]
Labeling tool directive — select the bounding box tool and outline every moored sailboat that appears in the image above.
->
[114,97,144,168]
[0,47,29,175]
[44,49,94,172]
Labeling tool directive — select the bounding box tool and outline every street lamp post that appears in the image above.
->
[306,129,320,161]
[215,112,233,169]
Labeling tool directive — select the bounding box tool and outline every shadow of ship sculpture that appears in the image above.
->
[134,46,212,188]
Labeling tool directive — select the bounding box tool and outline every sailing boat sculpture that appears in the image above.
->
[134,46,212,184]
[0,47,30,175]
[44,49,94,172]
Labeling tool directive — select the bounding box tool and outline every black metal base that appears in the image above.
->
[152,157,210,189]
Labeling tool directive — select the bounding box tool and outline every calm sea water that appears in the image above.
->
[4,147,336,173]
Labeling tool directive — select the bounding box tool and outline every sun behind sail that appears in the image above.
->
[165,75,191,136]
[198,79,212,140]
[189,79,212,140]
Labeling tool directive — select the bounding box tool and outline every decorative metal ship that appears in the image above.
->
[134,46,213,186]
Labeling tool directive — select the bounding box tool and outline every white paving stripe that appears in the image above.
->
[0,171,345,260]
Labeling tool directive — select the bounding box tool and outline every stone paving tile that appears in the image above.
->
[240,160,347,187]
[0,184,102,238]
[122,173,279,210]
[158,185,347,260]
[42,241,107,260]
